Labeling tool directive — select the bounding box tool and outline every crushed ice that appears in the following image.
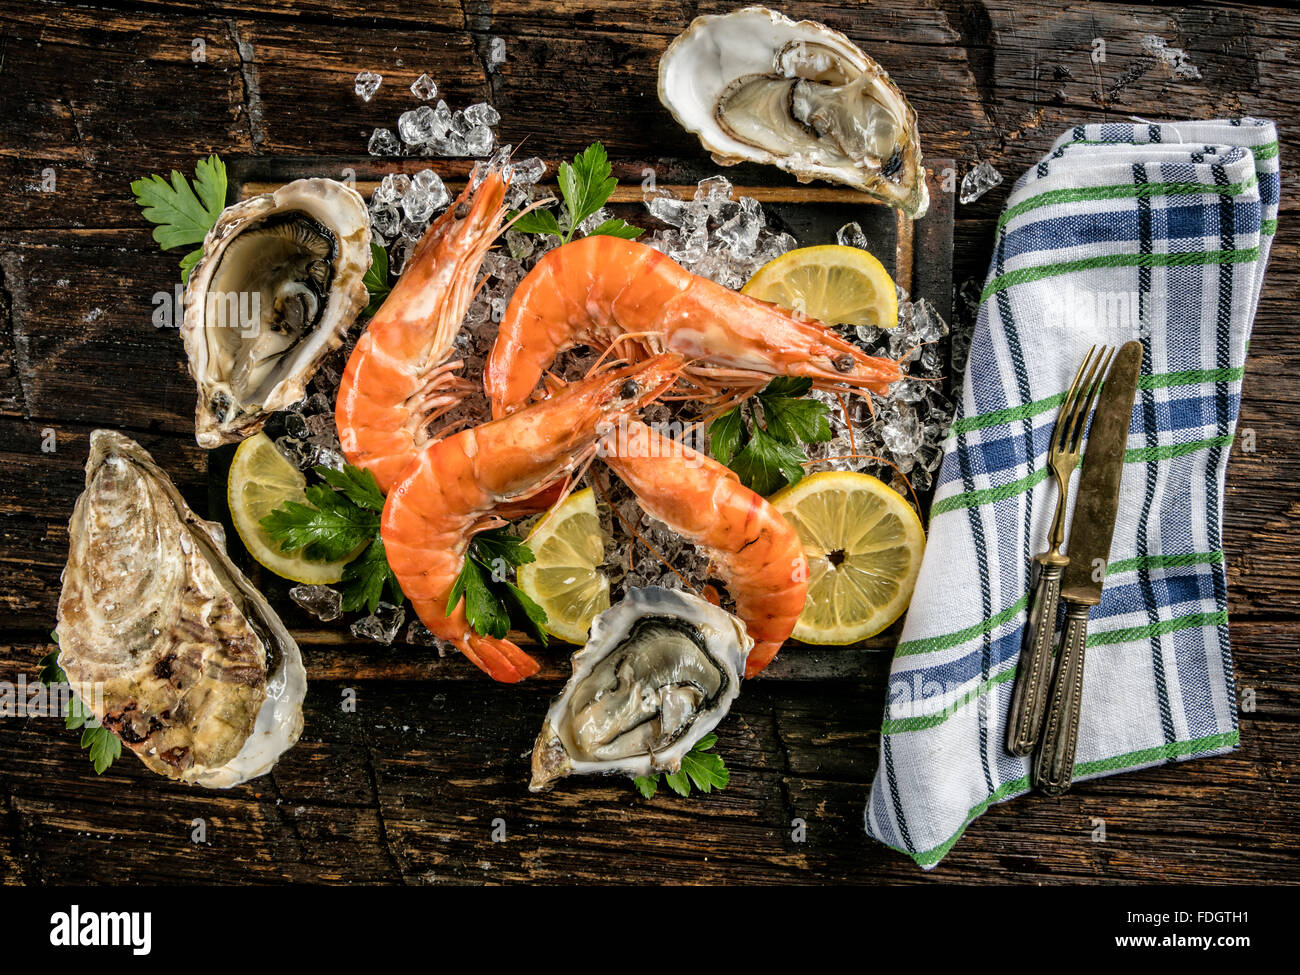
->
[354,71,382,103]
[959,161,1003,204]
[363,70,503,159]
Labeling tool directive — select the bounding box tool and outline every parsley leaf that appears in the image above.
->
[677,734,730,793]
[559,143,617,237]
[38,636,122,775]
[260,463,406,618]
[260,491,377,562]
[508,142,642,245]
[448,556,511,638]
[762,391,833,445]
[178,246,205,282]
[503,580,549,645]
[472,529,536,570]
[447,529,547,643]
[363,242,391,317]
[708,379,831,495]
[633,735,729,798]
[761,376,813,398]
[707,408,745,467]
[85,727,122,775]
[37,647,63,686]
[510,208,564,238]
[131,154,227,281]
[260,474,380,563]
[731,427,808,495]
[341,537,404,615]
[587,217,643,241]
[317,463,385,512]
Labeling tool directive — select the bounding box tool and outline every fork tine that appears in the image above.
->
[1067,346,1115,451]
[1061,346,1106,451]
[1055,345,1097,453]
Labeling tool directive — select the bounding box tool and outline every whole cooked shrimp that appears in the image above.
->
[336,166,511,493]
[484,235,902,419]
[382,354,685,683]
[602,420,808,677]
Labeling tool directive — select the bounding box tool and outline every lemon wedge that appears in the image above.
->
[769,471,924,644]
[517,488,610,644]
[742,243,898,330]
[227,432,358,584]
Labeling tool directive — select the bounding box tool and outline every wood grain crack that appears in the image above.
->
[937,0,999,132]
[225,20,266,150]
[364,746,406,883]
[0,253,32,420]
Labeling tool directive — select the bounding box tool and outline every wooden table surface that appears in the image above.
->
[1,0,1296,885]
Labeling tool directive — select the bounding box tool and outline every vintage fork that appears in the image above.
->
[1005,345,1114,756]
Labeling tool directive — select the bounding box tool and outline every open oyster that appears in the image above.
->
[183,177,371,448]
[659,6,928,218]
[530,587,752,791]
[56,430,306,788]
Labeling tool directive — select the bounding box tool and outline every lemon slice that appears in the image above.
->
[770,471,924,644]
[517,488,610,644]
[228,432,356,585]
[742,244,898,330]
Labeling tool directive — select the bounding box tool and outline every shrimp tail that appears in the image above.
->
[461,633,542,683]
[745,643,784,679]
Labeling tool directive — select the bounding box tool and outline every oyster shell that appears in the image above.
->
[530,587,752,791]
[658,6,929,217]
[56,430,306,788]
[183,177,371,448]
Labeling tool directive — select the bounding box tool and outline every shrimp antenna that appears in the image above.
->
[834,391,858,462]
[585,331,655,378]
[805,452,923,513]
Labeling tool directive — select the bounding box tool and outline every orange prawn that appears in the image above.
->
[336,166,511,493]
[485,235,902,419]
[381,354,685,683]
[601,420,808,676]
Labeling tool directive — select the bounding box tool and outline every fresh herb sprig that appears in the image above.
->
[448,528,548,644]
[131,154,227,283]
[509,142,642,244]
[260,464,403,614]
[633,734,730,798]
[37,634,122,775]
[709,377,832,495]
[363,241,391,316]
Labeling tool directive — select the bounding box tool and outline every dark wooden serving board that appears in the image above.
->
[206,157,955,682]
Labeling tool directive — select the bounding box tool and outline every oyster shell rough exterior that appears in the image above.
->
[56,430,306,788]
[183,177,371,448]
[530,587,752,791]
[658,6,929,218]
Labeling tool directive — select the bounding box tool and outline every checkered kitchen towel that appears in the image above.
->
[865,119,1279,868]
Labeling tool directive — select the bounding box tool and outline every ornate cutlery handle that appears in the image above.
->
[1034,600,1091,795]
[1006,557,1066,756]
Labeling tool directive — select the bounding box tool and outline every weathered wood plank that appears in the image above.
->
[1,0,1298,885]
[2,621,1295,883]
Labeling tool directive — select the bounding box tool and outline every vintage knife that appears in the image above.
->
[1033,340,1143,795]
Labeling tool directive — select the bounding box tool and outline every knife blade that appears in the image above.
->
[1058,340,1144,605]
[1034,339,1143,795]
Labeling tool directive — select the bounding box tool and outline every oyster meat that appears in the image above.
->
[183,177,371,448]
[56,430,306,788]
[658,6,928,218]
[530,587,752,791]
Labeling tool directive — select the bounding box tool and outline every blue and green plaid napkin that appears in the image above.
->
[865,119,1279,868]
